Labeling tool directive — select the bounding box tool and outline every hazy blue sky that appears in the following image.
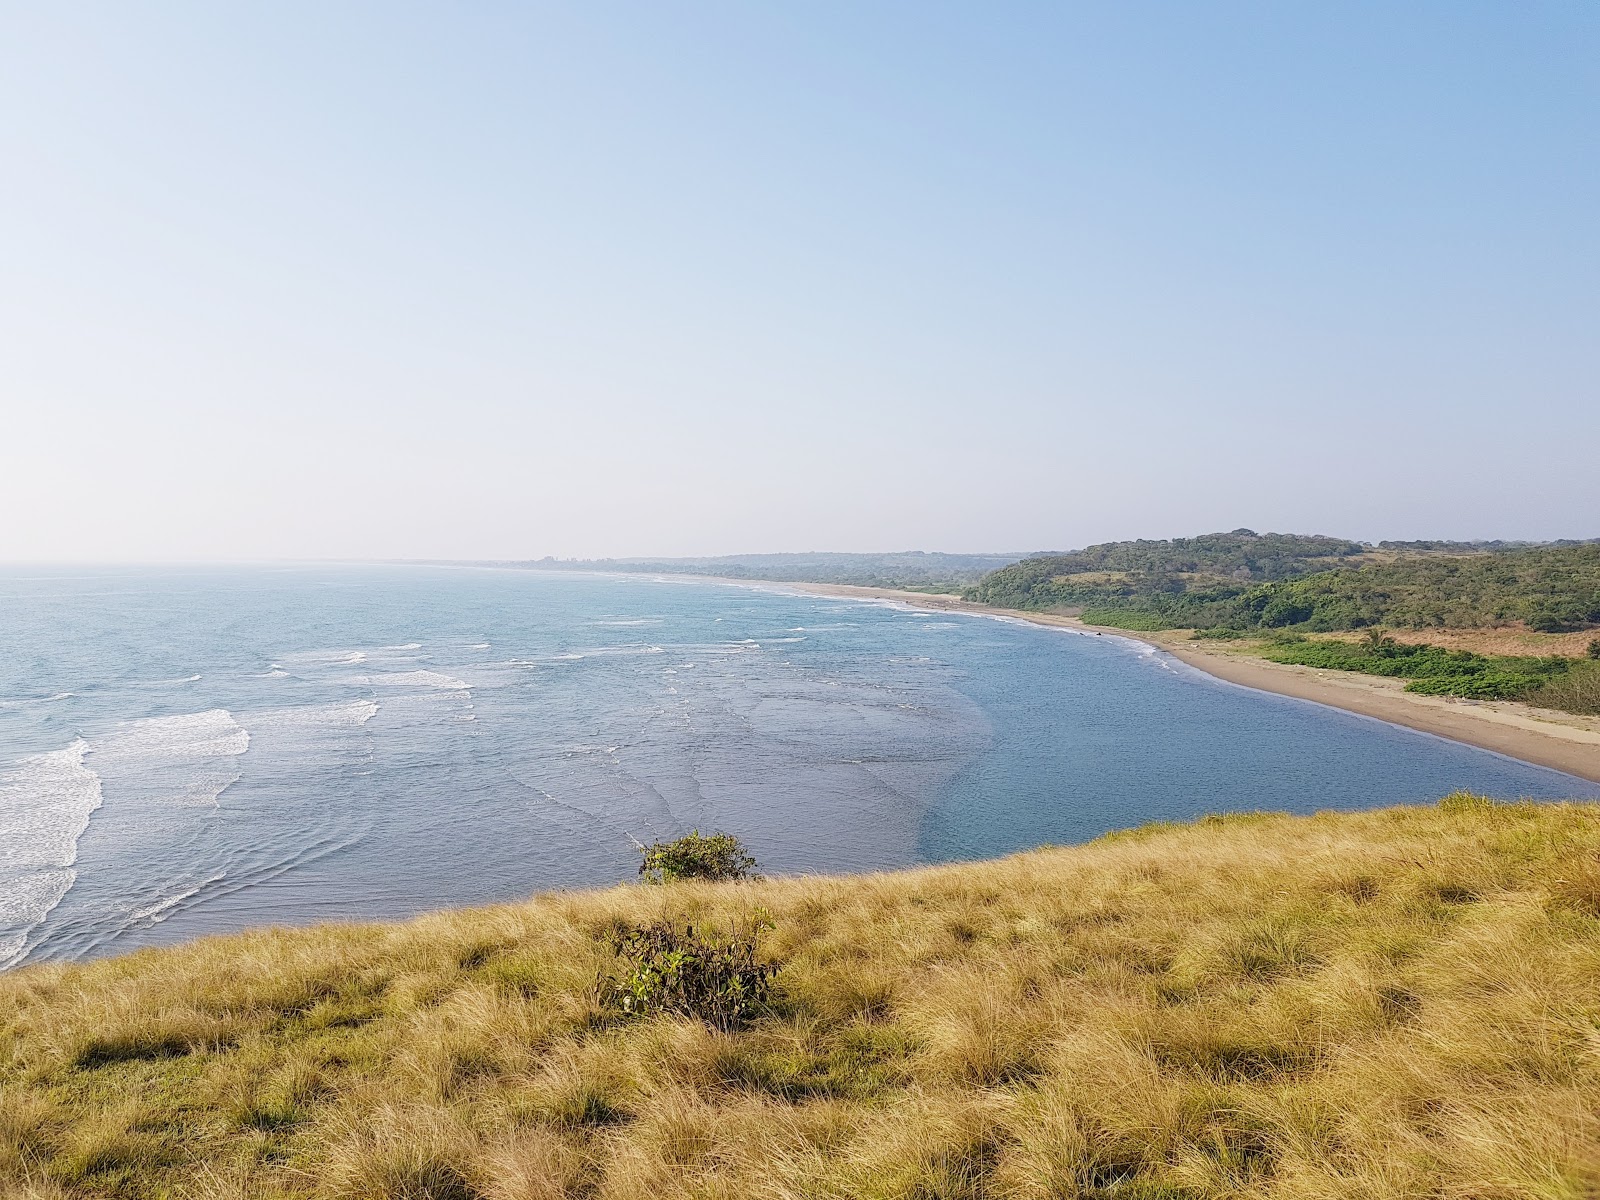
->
[3,3,1596,560]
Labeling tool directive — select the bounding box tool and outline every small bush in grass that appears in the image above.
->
[600,918,777,1030]
[1588,638,1600,660]
[637,831,759,884]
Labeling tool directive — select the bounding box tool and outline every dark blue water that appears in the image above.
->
[1,564,1593,967]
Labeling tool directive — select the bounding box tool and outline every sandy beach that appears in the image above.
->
[776,582,1600,785]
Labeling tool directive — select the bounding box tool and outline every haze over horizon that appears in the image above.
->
[4,3,1597,563]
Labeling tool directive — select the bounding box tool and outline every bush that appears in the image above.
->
[637,831,759,884]
[600,918,778,1030]
[1078,607,1175,631]
[1403,674,1534,700]
[1259,637,1569,700]
[1588,639,1600,660]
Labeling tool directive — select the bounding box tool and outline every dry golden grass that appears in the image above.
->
[5,798,1600,1198]
[1302,626,1598,659]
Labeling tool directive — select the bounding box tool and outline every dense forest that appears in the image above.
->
[1233,544,1600,632]
[967,534,1600,633]
[965,530,1368,626]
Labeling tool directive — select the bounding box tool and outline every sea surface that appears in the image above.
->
[1,564,1595,969]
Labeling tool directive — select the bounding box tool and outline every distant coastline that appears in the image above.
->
[765,580,1600,785]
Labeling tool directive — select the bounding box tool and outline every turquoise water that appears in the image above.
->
[1,564,1594,968]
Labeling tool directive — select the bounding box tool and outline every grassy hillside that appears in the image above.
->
[970,536,1600,635]
[5,800,1600,1198]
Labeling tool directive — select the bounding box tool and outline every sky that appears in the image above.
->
[2,3,1596,561]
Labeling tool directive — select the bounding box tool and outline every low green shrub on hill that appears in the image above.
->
[600,917,777,1031]
[636,831,760,884]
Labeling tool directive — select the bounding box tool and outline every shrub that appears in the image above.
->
[1260,637,1568,700]
[637,831,759,884]
[1588,638,1600,660]
[1078,608,1173,631]
[600,918,778,1030]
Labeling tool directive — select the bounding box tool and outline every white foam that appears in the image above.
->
[279,648,370,667]
[92,710,250,810]
[591,619,662,627]
[384,642,423,650]
[355,670,469,690]
[0,740,104,968]
[0,691,73,708]
[128,872,225,925]
[251,699,379,730]
[99,710,250,760]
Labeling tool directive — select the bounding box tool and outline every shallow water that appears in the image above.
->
[1,564,1593,967]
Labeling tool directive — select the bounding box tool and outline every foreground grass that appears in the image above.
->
[6,799,1600,1198]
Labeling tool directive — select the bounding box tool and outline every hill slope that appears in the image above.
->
[965,530,1371,626]
[970,535,1600,634]
[4,800,1600,1198]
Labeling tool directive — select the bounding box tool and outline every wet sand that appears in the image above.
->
[773,582,1600,785]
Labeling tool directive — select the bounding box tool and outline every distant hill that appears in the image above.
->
[966,532,1600,633]
[514,551,1021,592]
[1237,543,1600,633]
[966,530,1369,626]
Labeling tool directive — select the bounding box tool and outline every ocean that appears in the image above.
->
[2,563,1594,969]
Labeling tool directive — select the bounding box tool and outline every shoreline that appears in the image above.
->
[766,580,1600,785]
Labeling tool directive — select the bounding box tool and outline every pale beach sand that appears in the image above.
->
[773,581,1600,785]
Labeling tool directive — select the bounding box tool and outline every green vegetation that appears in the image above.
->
[637,832,759,885]
[972,535,1600,635]
[601,917,777,1031]
[967,530,1366,624]
[1235,543,1600,633]
[1077,607,1172,631]
[1257,633,1573,700]
[5,801,1600,1198]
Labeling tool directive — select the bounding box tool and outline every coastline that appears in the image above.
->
[768,580,1600,785]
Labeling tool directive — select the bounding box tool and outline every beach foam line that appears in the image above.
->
[0,739,104,968]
